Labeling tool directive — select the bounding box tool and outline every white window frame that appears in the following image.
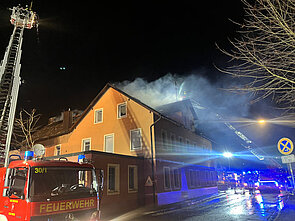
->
[104,133,115,153]
[128,165,138,193]
[82,138,91,151]
[163,167,171,190]
[117,102,127,119]
[107,163,120,195]
[94,108,103,124]
[130,128,142,151]
[55,145,61,156]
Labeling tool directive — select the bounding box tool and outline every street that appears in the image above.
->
[114,190,287,221]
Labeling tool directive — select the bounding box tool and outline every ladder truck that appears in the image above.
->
[0,5,37,167]
[0,6,103,220]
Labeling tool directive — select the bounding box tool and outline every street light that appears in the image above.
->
[223,152,233,171]
[258,119,266,124]
[223,152,233,158]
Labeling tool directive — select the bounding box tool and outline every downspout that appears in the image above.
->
[149,114,161,206]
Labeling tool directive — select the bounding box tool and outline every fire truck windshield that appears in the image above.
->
[29,167,98,202]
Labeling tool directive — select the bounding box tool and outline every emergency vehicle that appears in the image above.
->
[0,150,102,221]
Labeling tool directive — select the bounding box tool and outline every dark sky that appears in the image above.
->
[0,0,244,121]
[1,1,294,168]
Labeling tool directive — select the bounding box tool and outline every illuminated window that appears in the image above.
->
[173,168,181,189]
[55,145,61,156]
[82,138,91,151]
[128,165,138,192]
[130,129,142,151]
[117,102,127,119]
[104,134,114,153]
[163,167,171,190]
[107,164,120,195]
[94,109,103,124]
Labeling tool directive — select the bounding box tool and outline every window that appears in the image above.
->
[173,168,181,189]
[161,130,168,150]
[196,171,201,187]
[170,134,176,151]
[128,165,138,192]
[104,134,114,153]
[163,167,171,190]
[55,145,61,156]
[178,136,184,152]
[107,164,120,194]
[117,102,127,118]
[130,129,142,150]
[186,139,190,152]
[82,138,91,151]
[8,168,28,198]
[189,169,196,187]
[94,109,103,123]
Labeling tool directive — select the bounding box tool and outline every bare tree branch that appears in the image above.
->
[218,0,295,110]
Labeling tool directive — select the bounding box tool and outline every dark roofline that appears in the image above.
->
[36,83,184,142]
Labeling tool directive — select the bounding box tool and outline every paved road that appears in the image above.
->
[116,189,286,221]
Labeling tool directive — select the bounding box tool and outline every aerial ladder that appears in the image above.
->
[0,5,37,167]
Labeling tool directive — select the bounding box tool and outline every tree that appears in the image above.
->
[12,109,41,151]
[218,0,295,110]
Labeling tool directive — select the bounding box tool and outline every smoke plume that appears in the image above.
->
[115,73,250,119]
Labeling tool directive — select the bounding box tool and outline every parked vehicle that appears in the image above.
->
[0,151,102,221]
[257,180,281,194]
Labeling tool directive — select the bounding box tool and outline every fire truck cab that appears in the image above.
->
[0,152,101,221]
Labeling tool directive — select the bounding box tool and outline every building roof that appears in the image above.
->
[34,83,183,142]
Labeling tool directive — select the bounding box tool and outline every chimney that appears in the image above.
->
[63,109,73,130]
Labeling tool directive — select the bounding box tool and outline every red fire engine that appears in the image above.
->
[0,151,101,221]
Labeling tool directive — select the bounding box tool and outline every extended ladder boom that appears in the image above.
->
[0,5,37,167]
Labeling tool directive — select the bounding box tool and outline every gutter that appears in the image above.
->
[149,114,162,206]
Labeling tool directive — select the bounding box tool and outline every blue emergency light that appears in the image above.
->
[24,151,34,160]
[78,154,85,163]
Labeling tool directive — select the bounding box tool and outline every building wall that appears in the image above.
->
[43,87,154,159]
[154,116,213,167]
[45,151,144,219]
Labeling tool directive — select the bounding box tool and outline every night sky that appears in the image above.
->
[0,0,244,121]
[1,1,293,166]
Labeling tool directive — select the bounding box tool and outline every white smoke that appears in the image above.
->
[115,73,250,118]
